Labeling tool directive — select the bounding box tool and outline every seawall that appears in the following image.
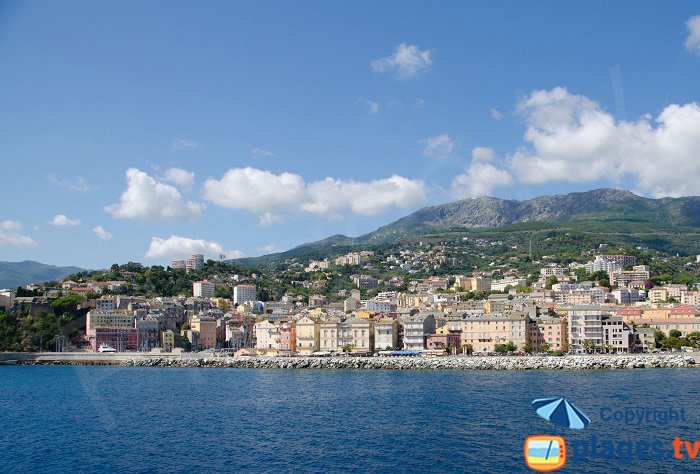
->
[6,353,696,370]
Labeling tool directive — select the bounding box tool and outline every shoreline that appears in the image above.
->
[7,353,697,370]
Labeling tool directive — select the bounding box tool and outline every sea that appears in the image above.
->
[1,366,699,474]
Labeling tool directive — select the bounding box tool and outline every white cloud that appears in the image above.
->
[471,147,496,162]
[93,225,113,240]
[421,134,456,160]
[0,220,36,246]
[252,148,277,159]
[145,235,243,260]
[161,167,195,190]
[490,108,503,120]
[47,175,94,193]
[371,43,433,79]
[260,243,280,254]
[358,98,381,115]
[171,138,198,151]
[51,214,81,226]
[506,87,700,197]
[106,168,204,221]
[203,167,426,219]
[685,15,700,53]
[259,212,282,226]
[451,162,513,199]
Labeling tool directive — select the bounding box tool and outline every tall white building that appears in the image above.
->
[193,280,215,298]
[186,254,204,271]
[234,284,256,305]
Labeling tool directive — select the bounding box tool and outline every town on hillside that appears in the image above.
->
[2,245,700,356]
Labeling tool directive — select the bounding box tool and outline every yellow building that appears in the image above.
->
[190,314,217,350]
[295,316,320,354]
[160,330,174,352]
[210,297,231,311]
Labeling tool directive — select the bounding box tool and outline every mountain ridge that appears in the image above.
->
[236,188,700,265]
[0,260,85,289]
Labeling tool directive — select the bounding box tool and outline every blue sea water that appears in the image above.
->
[1,366,699,474]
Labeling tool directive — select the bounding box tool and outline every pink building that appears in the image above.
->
[91,328,138,352]
[279,322,297,356]
[426,333,461,353]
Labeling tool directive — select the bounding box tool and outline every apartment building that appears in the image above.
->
[567,306,611,353]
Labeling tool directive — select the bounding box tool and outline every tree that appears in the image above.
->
[504,341,517,352]
[51,294,86,316]
[544,276,559,290]
[342,344,355,353]
[540,342,551,353]
[521,342,533,353]
[685,332,700,348]
[662,336,682,349]
[463,344,474,355]
[173,333,192,352]
[654,330,666,347]
[494,344,507,353]
[582,340,596,354]
[669,329,682,339]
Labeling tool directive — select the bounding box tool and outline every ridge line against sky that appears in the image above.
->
[1,2,700,268]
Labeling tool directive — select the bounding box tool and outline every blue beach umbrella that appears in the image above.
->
[532,397,590,430]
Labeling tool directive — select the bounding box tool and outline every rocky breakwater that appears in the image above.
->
[122,354,696,370]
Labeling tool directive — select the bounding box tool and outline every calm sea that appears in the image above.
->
[1,366,699,473]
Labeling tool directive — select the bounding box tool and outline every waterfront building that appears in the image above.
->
[426,332,461,353]
[319,320,339,352]
[279,322,297,356]
[402,314,436,350]
[295,316,320,354]
[338,318,374,353]
[449,313,528,353]
[135,317,160,351]
[528,316,567,352]
[374,319,399,351]
[567,306,610,353]
[190,314,217,350]
[161,330,174,352]
[254,320,280,355]
[601,317,633,353]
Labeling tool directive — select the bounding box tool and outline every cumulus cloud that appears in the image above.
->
[51,214,81,226]
[685,15,700,53]
[171,138,198,151]
[160,167,195,190]
[259,212,282,226]
[451,162,513,199]
[421,134,456,160]
[358,98,381,115]
[260,243,280,254]
[93,225,113,240]
[106,168,204,221]
[203,167,426,219]
[145,235,243,260]
[0,220,36,246]
[252,148,277,159]
[371,43,433,79]
[47,175,94,193]
[471,147,496,162]
[507,87,700,197]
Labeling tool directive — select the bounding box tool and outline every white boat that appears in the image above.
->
[98,344,117,353]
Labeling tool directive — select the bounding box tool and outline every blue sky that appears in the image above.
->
[1,1,700,269]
